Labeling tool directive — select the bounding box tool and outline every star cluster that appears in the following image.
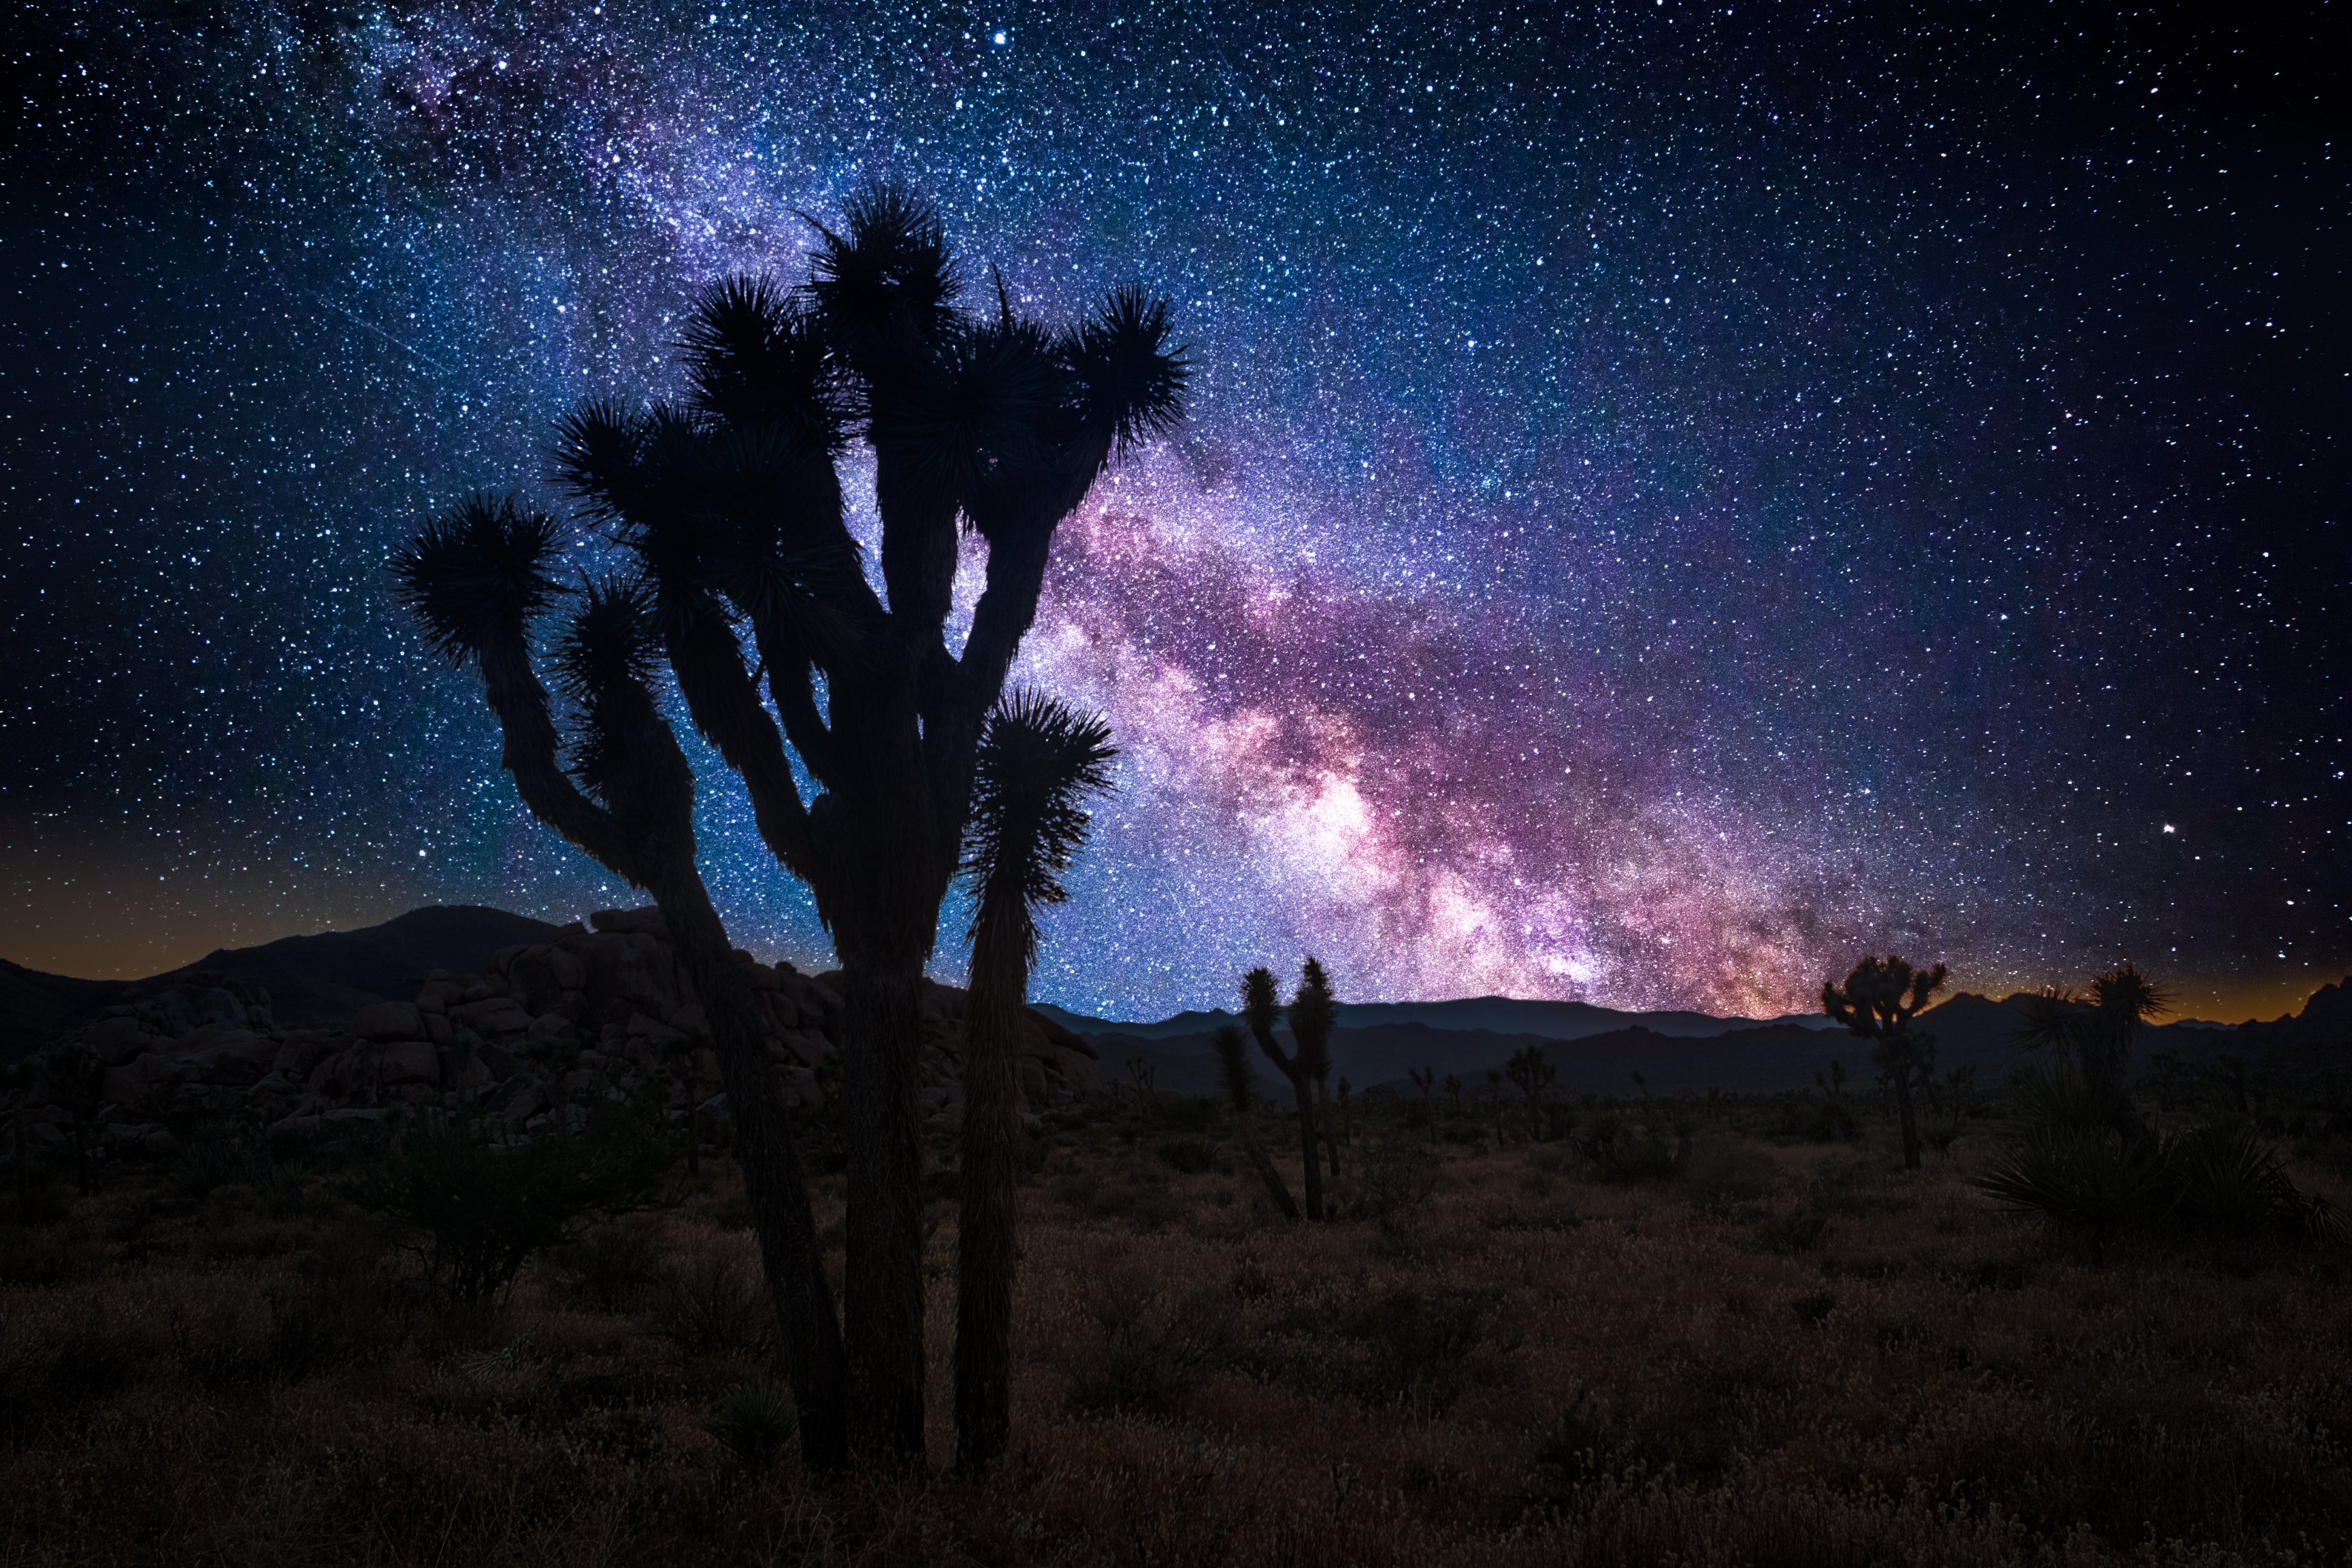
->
[3,2,2343,1019]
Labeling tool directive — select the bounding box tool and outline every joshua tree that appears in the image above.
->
[1213,1024,1298,1220]
[436,185,1186,1460]
[387,539,847,1467]
[1125,1057,1159,1119]
[1243,964,1327,1219]
[1504,1044,1556,1141]
[954,693,1114,1471]
[1445,1073,1463,1117]
[1289,959,1341,1179]
[1823,955,1948,1171]
[1485,1069,1505,1139]
[1409,1066,1438,1143]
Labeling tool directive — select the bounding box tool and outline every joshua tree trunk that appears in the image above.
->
[1318,1077,1339,1178]
[1236,1111,1301,1222]
[838,948,930,1461]
[646,865,851,1470]
[956,949,1024,1469]
[1890,1051,1923,1171]
[1284,1070,1324,1220]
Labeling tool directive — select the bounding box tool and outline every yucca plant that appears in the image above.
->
[953,692,1114,1471]
[403,184,1187,1465]
[1976,1126,2168,1258]
[705,1379,798,1471]
[389,525,847,1468]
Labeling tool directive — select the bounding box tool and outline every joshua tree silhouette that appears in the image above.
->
[1243,962,1330,1220]
[1504,1044,1556,1141]
[954,692,1113,1471]
[1290,958,1341,1179]
[1213,1023,1298,1220]
[386,547,849,1468]
[413,184,1186,1461]
[1409,1065,1439,1143]
[1822,955,1948,1170]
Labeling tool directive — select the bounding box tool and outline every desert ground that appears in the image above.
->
[4,1092,2350,1568]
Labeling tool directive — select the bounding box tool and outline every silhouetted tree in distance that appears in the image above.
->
[387,531,847,1468]
[1504,1044,1556,1141]
[1409,1065,1438,1142]
[446,184,1185,1462]
[1213,1023,1298,1220]
[1290,958,1341,1179]
[1823,955,1948,1170]
[953,692,1114,1471]
[1243,964,1326,1220]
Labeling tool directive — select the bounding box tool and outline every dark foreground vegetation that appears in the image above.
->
[5,1067,2351,1567]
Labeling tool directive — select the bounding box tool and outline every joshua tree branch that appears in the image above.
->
[476,639,642,883]
[660,602,827,883]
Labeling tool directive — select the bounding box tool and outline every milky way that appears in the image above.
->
[3,3,2344,1018]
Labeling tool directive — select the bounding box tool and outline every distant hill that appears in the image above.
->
[0,906,563,1051]
[1034,995,1838,1045]
[1073,987,2268,1099]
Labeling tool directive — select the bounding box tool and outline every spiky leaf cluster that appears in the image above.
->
[551,578,661,799]
[387,496,565,666]
[962,692,1117,962]
[1288,958,1339,1081]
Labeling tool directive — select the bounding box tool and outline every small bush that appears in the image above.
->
[557,1221,663,1312]
[1154,1137,1218,1174]
[1057,1262,1235,1414]
[1353,1135,1441,1230]
[704,1379,796,1469]
[647,1237,770,1358]
[343,1099,676,1306]
[1343,1286,1506,1414]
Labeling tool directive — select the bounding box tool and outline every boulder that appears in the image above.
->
[353,1002,424,1043]
[84,1016,154,1066]
[452,996,532,1039]
[591,906,671,939]
[375,1041,440,1087]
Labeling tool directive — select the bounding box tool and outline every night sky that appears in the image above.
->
[3,3,2344,1022]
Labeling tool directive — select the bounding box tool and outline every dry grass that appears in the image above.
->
[3,1114,2350,1566]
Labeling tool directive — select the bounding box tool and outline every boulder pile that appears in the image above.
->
[4,908,1102,1163]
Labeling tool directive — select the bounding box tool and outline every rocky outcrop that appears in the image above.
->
[3,909,1102,1161]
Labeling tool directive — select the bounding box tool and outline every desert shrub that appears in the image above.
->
[703,1379,796,1469]
[1578,1116,1686,1181]
[343,1100,676,1306]
[1152,1096,1224,1134]
[171,1122,271,1199]
[0,1180,74,1229]
[556,1220,663,1311]
[1057,1262,1236,1414]
[1343,1286,1511,1415]
[0,1223,73,1285]
[1756,1199,1833,1252]
[1154,1137,1217,1174]
[1352,1135,1441,1230]
[1684,1136,1778,1211]
[1781,1096,1862,1142]
[1920,1113,1962,1154]
[646,1235,769,1358]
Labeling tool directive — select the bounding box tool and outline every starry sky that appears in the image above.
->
[3,2,2345,1022]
